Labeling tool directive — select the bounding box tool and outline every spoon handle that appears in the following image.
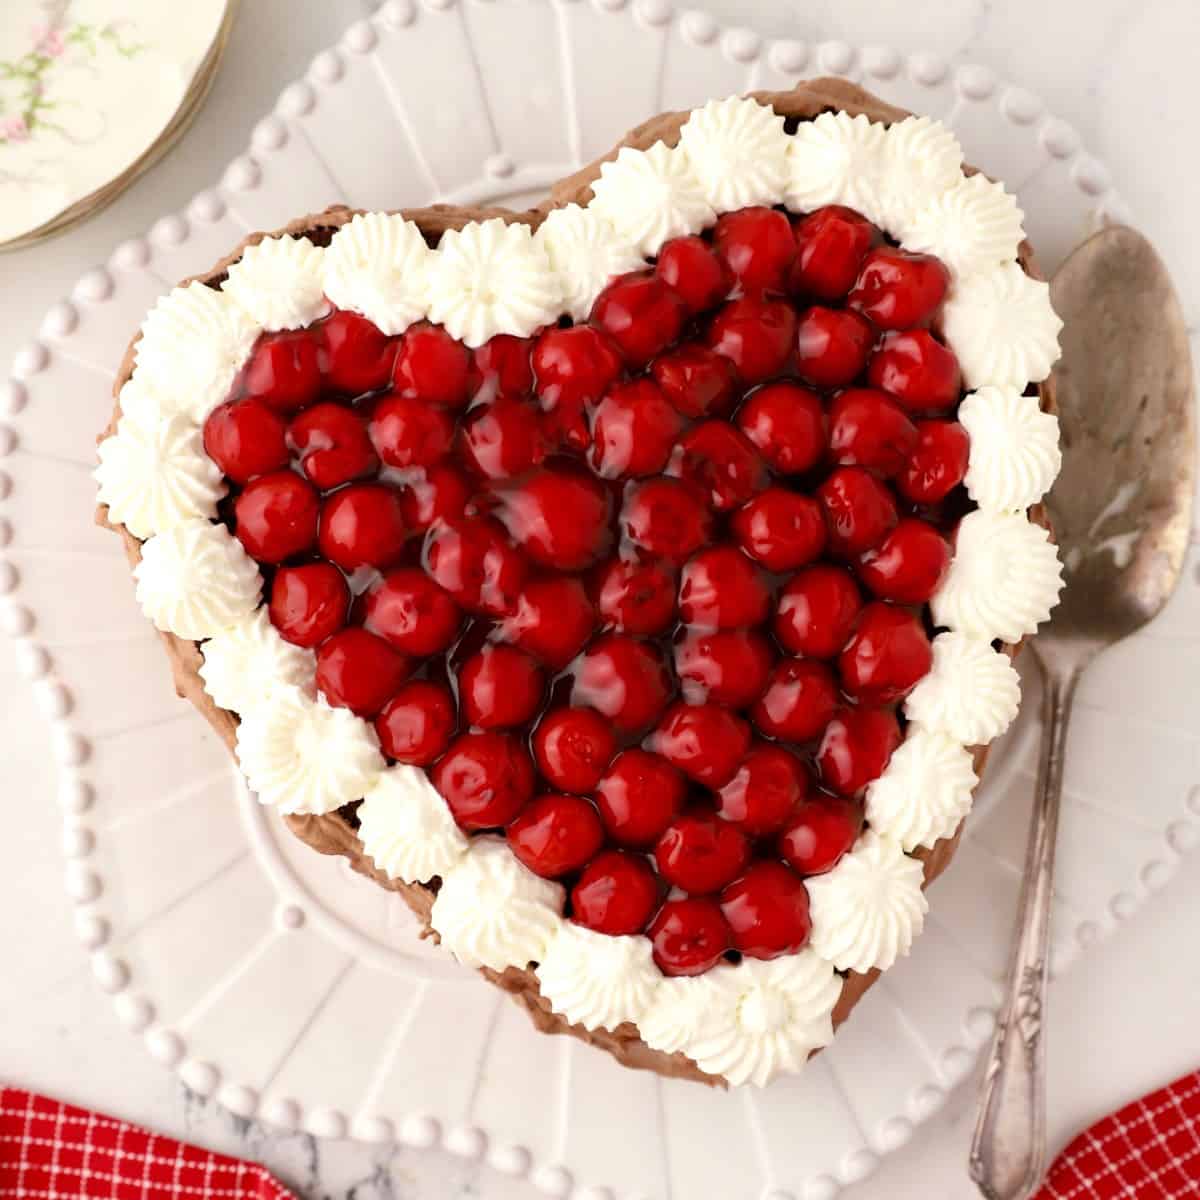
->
[969,661,1081,1200]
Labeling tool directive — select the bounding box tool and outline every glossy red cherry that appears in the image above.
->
[867,330,961,412]
[433,731,535,830]
[674,628,773,709]
[318,310,397,395]
[706,294,797,383]
[507,794,605,879]
[244,330,321,413]
[858,519,950,605]
[531,326,623,450]
[423,515,526,616]
[316,627,411,717]
[494,467,612,571]
[203,399,289,484]
[649,897,732,976]
[469,334,534,400]
[838,602,933,704]
[817,706,902,795]
[817,466,899,557]
[655,810,750,895]
[392,322,471,409]
[678,546,769,630]
[234,470,320,563]
[533,707,617,794]
[289,402,379,491]
[736,382,826,475]
[779,796,862,875]
[668,421,769,512]
[570,634,672,733]
[368,393,454,468]
[594,749,687,847]
[374,680,457,765]
[398,464,471,532]
[751,658,840,744]
[650,702,752,788]
[828,388,919,478]
[269,563,350,647]
[775,565,862,659]
[362,567,462,655]
[713,207,796,294]
[591,270,686,368]
[319,483,408,572]
[571,850,661,935]
[720,862,811,959]
[848,247,950,329]
[716,743,808,836]
[501,575,595,669]
[731,488,826,572]
[594,558,677,636]
[589,378,683,479]
[794,306,875,389]
[650,343,738,419]
[789,205,877,301]
[655,235,731,313]
[619,478,713,565]
[459,398,547,479]
[897,419,970,505]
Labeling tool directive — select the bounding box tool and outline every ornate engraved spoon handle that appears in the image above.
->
[970,658,1082,1200]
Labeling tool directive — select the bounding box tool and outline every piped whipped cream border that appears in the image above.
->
[96,95,1064,1087]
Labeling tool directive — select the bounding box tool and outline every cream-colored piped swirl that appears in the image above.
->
[134,520,261,640]
[677,95,791,211]
[430,838,565,972]
[236,684,383,815]
[905,631,1021,745]
[933,510,1064,643]
[96,411,224,539]
[198,608,315,715]
[222,235,328,331]
[875,115,964,231]
[535,925,661,1032]
[426,218,562,348]
[588,142,715,257]
[785,111,887,224]
[357,764,469,884]
[535,204,645,321]
[899,173,1025,277]
[638,975,720,1056]
[806,830,928,973]
[958,386,1062,511]
[865,729,978,852]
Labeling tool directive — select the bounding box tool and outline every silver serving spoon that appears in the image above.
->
[969,225,1195,1200]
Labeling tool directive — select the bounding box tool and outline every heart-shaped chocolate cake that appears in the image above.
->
[96,78,1064,1087]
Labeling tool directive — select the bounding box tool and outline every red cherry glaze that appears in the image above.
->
[533,707,617,794]
[655,235,731,314]
[716,743,809,836]
[678,546,769,630]
[531,325,622,450]
[838,602,932,704]
[374,679,456,765]
[867,330,961,412]
[736,382,826,475]
[848,247,950,330]
[507,794,605,879]
[362,567,462,656]
[571,850,661,935]
[570,634,672,733]
[269,563,350,647]
[731,488,826,572]
[817,706,902,795]
[289,402,380,490]
[318,483,408,572]
[501,575,595,669]
[775,564,862,658]
[858,519,950,605]
[712,207,796,294]
[817,466,899,557]
[423,515,526,616]
[651,343,738,419]
[469,334,534,401]
[828,388,919,478]
[495,467,612,571]
[368,393,455,469]
[649,897,732,976]
[706,294,797,384]
[590,379,684,479]
[751,657,840,744]
[315,627,411,717]
[790,206,877,301]
[897,419,970,505]
[398,464,471,532]
[595,558,677,636]
[459,398,547,480]
[794,306,875,389]
[650,702,752,788]
[669,421,769,512]
[318,310,397,395]
[779,796,862,875]
[590,271,686,368]
[204,399,289,484]
[674,628,773,709]
[594,749,687,847]
[620,478,713,565]
[392,322,471,409]
[234,470,320,563]
[720,862,811,959]
[434,731,536,830]
[655,810,751,894]
[244,331,321,413]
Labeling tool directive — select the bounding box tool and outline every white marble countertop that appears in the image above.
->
[2,2,1198,1198]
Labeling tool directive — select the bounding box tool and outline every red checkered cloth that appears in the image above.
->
[0,1088,294,1200]
[1035,1070,1200,1198]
